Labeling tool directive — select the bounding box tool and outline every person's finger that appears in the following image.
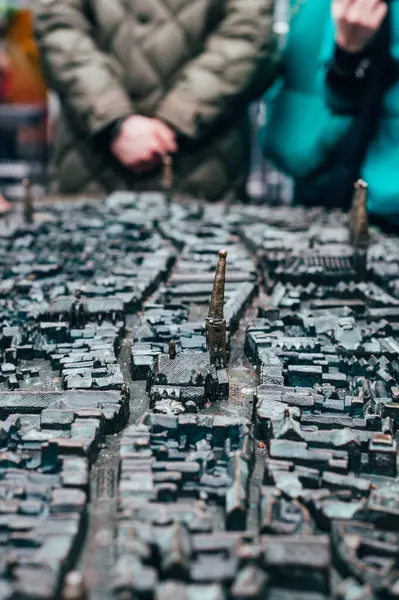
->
[131,148,162,172]
[357,0,380,9]
[346,0,387,35]
[154,122,177,154]
[147,142,165,163]
[126,146,155,166]
[132,160,157,174]
[0,193,11,214]
[372,1,388,26]
[346,0,384,24]
[156,132,177,154]
[332,0,351,19]
[151,133,170,155]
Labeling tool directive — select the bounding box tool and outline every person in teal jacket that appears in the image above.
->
[261,0,399,228]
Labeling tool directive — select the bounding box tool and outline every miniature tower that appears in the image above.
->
[350,179,369,249]
[22,177,34,224]
[62,571,87,600]
[206,249,227,368]
[350,180,369,280]
[169,339,176,360]
[162,153,173,208]
[70,288,86,329]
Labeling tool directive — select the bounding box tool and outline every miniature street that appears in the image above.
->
[0,187,398,599]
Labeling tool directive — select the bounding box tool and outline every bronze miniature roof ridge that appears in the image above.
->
[207,249,227,321]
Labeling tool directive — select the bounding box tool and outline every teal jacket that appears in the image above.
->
[261,0,399,219]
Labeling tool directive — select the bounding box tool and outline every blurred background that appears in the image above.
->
[0,0,292,203]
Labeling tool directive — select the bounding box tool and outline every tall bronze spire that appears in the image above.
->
[162,154,173,193]
[62,571,87,600]
[169,339,176,360]
[162,153,173,215]
[206,249,227,368]
[208,249,227,320]
[350,179,369,249]
[22,177,34,225]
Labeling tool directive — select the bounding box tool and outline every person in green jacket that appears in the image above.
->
[261,0,399,227]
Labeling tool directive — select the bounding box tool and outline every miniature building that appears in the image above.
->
[149,351,227,411]
[369,433,397,477]
[46,295,125,327]
[148,249,230,412]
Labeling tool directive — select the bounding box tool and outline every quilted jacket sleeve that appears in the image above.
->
[156,0,277,140]
[34,0,134,137]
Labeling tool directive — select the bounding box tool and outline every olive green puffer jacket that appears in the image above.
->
[34,0,276,200]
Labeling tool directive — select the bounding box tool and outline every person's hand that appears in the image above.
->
[0,193,11,214]
[111,115,177,173]
[332,0,388,53]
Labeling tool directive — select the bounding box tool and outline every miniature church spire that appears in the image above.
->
[62,571,87,600]
[208,249,227,321]
[162,153,173,215]
[169,339,176,360]
[350,180,369,280]
[22,177,34,225]
[350,179,369,249]
[206,249,227,368]
[162,154,173,189]
[162,154,173,196]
